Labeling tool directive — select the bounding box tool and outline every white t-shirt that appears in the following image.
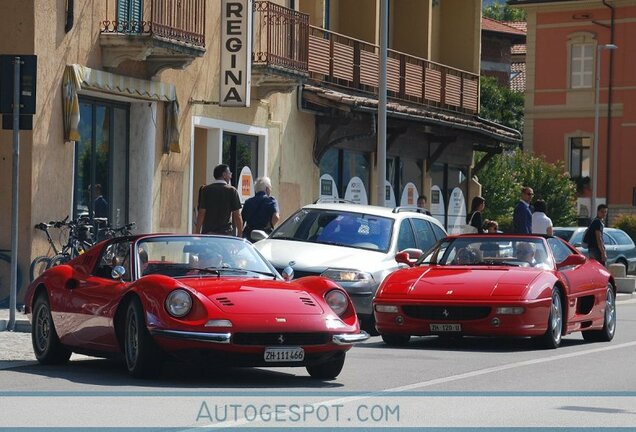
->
[532,211,552,234]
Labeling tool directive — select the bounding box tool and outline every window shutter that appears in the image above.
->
[116,0,142,33]
[116,0,129,32]
[131,0,143,29]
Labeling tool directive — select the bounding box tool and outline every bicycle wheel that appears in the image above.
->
[30,256,51,282]
[0,252,23,308]
[48,254,71,268]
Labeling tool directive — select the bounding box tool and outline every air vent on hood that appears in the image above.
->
[216,297,234,306]
[300,296,316,307]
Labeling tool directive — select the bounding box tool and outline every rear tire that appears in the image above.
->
[31,294,71,364]
[306,353,345,380]
[539,288,563,349]
[48,254,70,268]
[381,334,411,346]
[582,285,616,342]
[124,298,163,378]
[30,256,51,282]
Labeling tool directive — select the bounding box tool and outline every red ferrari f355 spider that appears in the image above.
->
[25,234,369,378]
[373,234,616,348]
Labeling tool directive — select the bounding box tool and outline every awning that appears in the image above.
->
[62,64,181,153]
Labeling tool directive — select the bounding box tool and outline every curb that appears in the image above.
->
[0,319,31,333]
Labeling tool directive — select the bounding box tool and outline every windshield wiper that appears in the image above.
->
[270,236,299,241]
[218,267,277,279]
[319,240,351,247]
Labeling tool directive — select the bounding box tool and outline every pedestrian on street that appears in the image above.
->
[467,196,485,233]
[513,186,534,234]
[242,176,280,241]
[417,195,432,216]
[196,164,243,237]
[531,199,553,236]
[585,204,609,266]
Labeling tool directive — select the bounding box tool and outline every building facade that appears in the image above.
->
[511,0,636,223]
[0,0,519,304]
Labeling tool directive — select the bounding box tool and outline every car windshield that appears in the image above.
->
[419,236,552,269]
[553,229,575,242]
[136,236,277,279]
[270,209,393,252]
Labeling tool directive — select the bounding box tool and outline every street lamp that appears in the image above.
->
[592,43,617,216]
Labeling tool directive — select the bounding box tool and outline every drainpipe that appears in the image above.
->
[603,0,615,206]
[65,0,74,33]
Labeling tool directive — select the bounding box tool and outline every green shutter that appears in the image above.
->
[116,0,142,33]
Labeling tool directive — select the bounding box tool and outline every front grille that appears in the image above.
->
[275,268,321,279]
[402,305,491,321]
[233,332,331,346]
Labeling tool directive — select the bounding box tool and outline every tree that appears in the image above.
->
[480,76,525,133]
[483,0,526,21]
[477,149,578,231]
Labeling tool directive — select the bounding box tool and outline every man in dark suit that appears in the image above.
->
[513,186,533,234]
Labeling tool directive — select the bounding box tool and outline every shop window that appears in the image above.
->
[319,148,370,201]
[223,132,259,188]
[74,98,129,226]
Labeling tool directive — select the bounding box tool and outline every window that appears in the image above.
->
[94,240,132,281]
[74,98,129,226]
[570,43,593,88]
[222,132,258,189]
[569,137,591,178]
[411,219,436,252]
[548,238,571,264]
[319,148,371,202]
[117,0,143,32]
[397,220,417,252]
[609,230,634,246]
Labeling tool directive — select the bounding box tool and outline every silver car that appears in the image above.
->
[554,226,636,273]
[253,203,447,330]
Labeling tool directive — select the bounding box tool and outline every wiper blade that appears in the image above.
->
[319,240,350,247]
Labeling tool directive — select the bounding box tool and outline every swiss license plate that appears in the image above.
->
[430,323,461,332]
[264,347,305,362]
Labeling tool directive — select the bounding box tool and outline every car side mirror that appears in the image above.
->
[557,254,586,269]
[395,248,422,267]
[281,266,294,281]
[251,230,268,242]
[111,265,126,279]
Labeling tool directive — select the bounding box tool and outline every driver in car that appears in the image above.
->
[516,242,536,266]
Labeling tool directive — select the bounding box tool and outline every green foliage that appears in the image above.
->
[477,149,578,231]
[483,0,526,21]
[480,76,525,133]
[613,214,636,242]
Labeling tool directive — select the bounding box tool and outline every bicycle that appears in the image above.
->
[47,218,96,268]
[30,217,69,282]
[0,248,23,308]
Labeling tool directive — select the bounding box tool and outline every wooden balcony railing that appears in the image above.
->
[101,0,206,48]
[253,1,479,115]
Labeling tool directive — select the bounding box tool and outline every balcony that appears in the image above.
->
[252,1,479,115]
[100,0,206,76]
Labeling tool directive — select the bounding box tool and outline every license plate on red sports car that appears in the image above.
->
[264,347,305,362]
[430,323,461,332]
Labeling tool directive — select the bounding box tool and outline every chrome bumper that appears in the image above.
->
[332,331,370,345]
[150,329,231,344]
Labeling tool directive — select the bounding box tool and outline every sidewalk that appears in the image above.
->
[0,307,31,333]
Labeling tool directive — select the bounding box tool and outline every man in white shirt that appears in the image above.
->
[531,199,553,236]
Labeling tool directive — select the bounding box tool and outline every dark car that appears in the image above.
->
[553,227,636,273]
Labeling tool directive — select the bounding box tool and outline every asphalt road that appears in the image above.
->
[2,300,636,429]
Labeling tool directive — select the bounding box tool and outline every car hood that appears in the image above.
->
[255,239,388,272]
[385,266,543,300]
[180,278,325,315]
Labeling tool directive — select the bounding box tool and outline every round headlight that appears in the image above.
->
[325,289,349,316]
[165,289,192,318]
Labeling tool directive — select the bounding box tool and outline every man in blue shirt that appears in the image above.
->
[513,186,534,234]
[242,176,280,241]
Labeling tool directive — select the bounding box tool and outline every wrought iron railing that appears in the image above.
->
[253,1,309,72]
[253,1,479,114]
[101,0,205,48]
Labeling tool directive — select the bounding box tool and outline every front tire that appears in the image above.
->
[124,298,163,378]
[306,353,345,380]
[583,285,616,342]
[540,288,563,349]
[32,294,71,364]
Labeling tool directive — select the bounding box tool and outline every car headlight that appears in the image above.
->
[325,289,349,316]
[165,289,193,318]
[321,269,375,285]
